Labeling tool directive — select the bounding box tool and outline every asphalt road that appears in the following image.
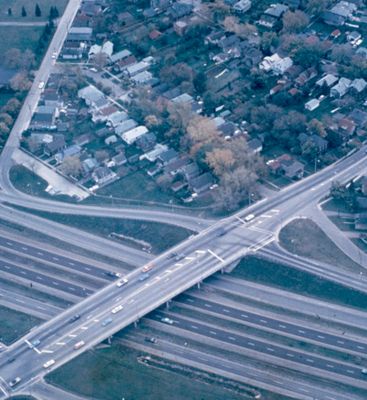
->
[174,294,367,356]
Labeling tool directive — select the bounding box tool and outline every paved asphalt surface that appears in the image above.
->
[175,294,367,356]
[0,146,366,397]
[0,0,365,398]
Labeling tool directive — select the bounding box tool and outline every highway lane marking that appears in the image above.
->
[68,334,77,338]
[279,324,286,329]
[347,369,355,374]
[248,342,255,346]
[266,347,274,352]
[298,329,305,334]
[56,342,66,346]
[185,257,195,261]
[241,314,248,318]
[357,346,365,349]
[0,384,7,397]
[36,276,43,280]
[207,249,225,263]
[337,340,344,344]
[195,250,206,255]
[41,349,54,354]
[299,388,309,393]
[204,303,212,308]
[271,209,279,213]
[228,336,236,341]
[306,359,314,363]
[209,331,217,335]
[191,325,198,330]
[81,326,88,330]
[286,353,294,358]
[93,319,99,322]
[223,309,230,313]
[260,319,267,324]
[52,257,59,261]
[317,335,325,339]
[326,364,335,368]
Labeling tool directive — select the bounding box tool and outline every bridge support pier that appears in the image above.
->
[197,281,201,289]
[224,259,241,273]
[107,336,112,345]
[134,320,139,328]
[166,300,171,310]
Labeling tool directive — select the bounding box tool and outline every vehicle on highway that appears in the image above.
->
[74,340,85,350]
[116,278,128,287]
[7,357,15,364]
[161,317,174,325]
[8,377,21,387]
[244,213,255,222]
[43,359,55,369]
[51,51,57,59]
[216,227,226,237]
[106,271,121,278]
[111,305,123,314]
[38,81,45,90]
[69,314,81,323]
[139,273,150,281]
[142,264,153,273]
[29,339,40,348]
[362,368,367,374]
[102,317,113,327]
[167,252,177,259]
[145,337,157,344]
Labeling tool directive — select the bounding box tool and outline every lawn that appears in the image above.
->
[46,346,259,400]
[0,26,44,55]
[232,256,367,311]
[0,305,41,345]
[279,218,362,273]
[15,208,192,254]
[0,0,67,21]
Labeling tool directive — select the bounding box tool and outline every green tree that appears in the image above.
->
[21,6,27,17]
[7,8,12,16]
[35,3,41,17]
[193,71,207,95]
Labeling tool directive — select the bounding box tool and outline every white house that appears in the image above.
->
[259,53,293,75]
[305,98,320,111]
[121,126,148,145]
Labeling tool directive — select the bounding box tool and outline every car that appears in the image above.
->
[89,67,97,72]
[111,305,123,314]
[74,340,85,350]
[7,357,15,364]
[106,271,121,278]
[69,314,81,323]
[38,81,45,90]
[51,52,57,59]
[101,317,112,327]
[139,273,150,282]
[362,368,367,374]
[167,252,177,259]
[8,377,21,387]
[31,339,40,348]
[145,337,157,344]
[43,359,55,369]
[116,278,128,287]
[161,317,174,325]
[142,264,153,273]
[244,213,255,222]
[216,228,226,237]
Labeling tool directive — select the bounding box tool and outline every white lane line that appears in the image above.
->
[175,263,184,267]
[357,346,365,350]
[93,319,99,323]
[191,325,198,330]
[241,314,248,318]
[337,340,344,344]
[56,342,66,346]
[223,309,230,313]
[260,319,267,324]
[207,249,225,263]
[185,257,195,261]
[306,359,314,363]
[286,353,294,358]
[0,385,8,396]
[298,330,305,334]
[204,303,212,308]
[41,349,54,354]
[6,242,13,246]
[69,334,77,338]
[248,342,255,347]
[266,347,274,352]
[195,250,206,255]
[228,336,236,341]
[209,331,217,335]
[327,364,335,369]
[317,335,325,339]
[81,326,88,330]
[279,324,286,329]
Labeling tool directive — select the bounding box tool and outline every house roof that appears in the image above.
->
[110,49,132,63]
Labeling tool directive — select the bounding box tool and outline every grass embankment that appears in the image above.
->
[232,256,367,311]
[0,305,41,345]
[279,218,361,271]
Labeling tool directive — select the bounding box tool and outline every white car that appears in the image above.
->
[161,317,174,325]
[244,214,255,222]
[116,278,128,287]
[38,81,45,90]
[51,52,57,59]
[111,305,123,314]
[43,359,55,369]
[9,377,21,387]
[74,340,85,350]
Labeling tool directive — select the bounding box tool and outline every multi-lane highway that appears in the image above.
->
[0,143,366,397]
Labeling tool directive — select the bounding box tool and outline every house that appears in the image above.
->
[349,109,367,128]
[164,156,191,176]
[43,89,61,108]
[135,132,156,152]
[330,77,351,97]
[347,31,361,43]
[322,1,357,26]
[182,163,200,181]
[110,49,132,64]
[305,99,320,111]
[121,126,148,145]
[174,20,188,36]
[78,85,106,109]
[44,134,66,156]
[281,158,304,179]
[67,27,93,42]
[111,152,127,166]
[294,67,318,87]
[361,176,367,196]
[82,157,99,174]
[259,53,293,75]
[74,133,93,146]
[92,104,119,123]
[115,119,138,136]
[158,149,179,166]
[316,73,338,88]
[350,78,367,94]
[233,0,251,13]
[107,111,129,127]
[338,117,356,137]
[30,109,57,130]
[247,138,262,154]
[189,173,214,194]
[131,70,154,85]
[92,166,117,186]
[205,31,226,46]
[140,144,168,162]
[259,4,288,28]
[105,135,118,145]
[151,0,170,9]
[299,133,328,152]
[125,61,150,77]
[168,3,193,20]
[55,145,82,163]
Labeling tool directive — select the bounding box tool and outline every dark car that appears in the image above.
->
[69,314,81,323]
[145,337,157,344]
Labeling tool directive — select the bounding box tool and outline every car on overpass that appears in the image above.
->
[161,317,174,325]
[142,263,154,273]
[116,278,128,287]
[9,377,21,387]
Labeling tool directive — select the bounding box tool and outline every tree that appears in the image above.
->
[60,156,82,177]
[307,119,326,137]
[305,0,330,16]
[21,6,27,17]
[193,71,207,95]
[7,8,12,16]
[3,98,21,117]
[49,6,59,20]
[223,16,257,39]
[167,102,192,135]
[282,10,309,33]
[0,122,10,136]
[205,148,235,178]
[186,116,220,156]
[9,72,31,92]
[4,48,22,69]
[35,4,41,17]
[330,44,354,65]
[92,51,108,70]
[0,113,13,126]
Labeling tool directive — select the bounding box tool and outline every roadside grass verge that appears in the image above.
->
[0,305,41,345]
[278,218,361,272]
[0,26,43,54]
[12,207,192,254]
[232,256,367,311]
[0,0,67,21]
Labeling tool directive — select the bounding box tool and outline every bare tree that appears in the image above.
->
[282,10,310,33]
[60,156,82,177]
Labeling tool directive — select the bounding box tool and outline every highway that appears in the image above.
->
[0,144,366,396]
